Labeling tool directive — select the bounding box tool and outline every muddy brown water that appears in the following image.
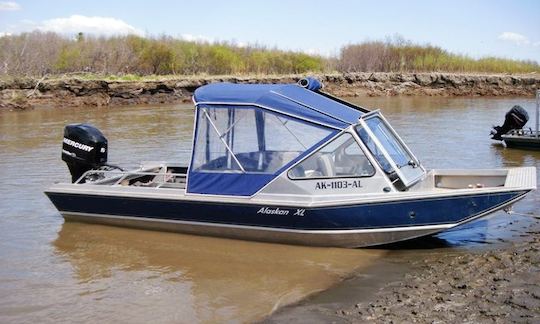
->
[1,96,539,323]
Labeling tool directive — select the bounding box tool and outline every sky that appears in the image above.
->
[0,0,539,62]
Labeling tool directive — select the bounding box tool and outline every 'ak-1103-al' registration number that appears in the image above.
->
[315,180,362,190]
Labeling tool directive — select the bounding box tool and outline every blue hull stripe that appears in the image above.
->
[45,191,525,230]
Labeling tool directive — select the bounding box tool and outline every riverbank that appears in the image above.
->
[265,217,540,323]
[1,72,539,110]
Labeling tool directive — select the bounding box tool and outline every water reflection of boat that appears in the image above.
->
[491,90,540,149]
[53,222,378,322]
[45,77,536,247]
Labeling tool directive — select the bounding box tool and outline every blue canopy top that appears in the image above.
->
[193,82,365,129]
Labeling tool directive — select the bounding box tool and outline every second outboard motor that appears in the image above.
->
[490,105,529,140]
[61,123,108,183]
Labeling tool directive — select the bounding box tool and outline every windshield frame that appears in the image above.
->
[356,111,425,188]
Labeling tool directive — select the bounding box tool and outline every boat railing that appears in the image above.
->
[75,169,187,189]
[506,127,540,137]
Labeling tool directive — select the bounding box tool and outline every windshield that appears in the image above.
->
[356,117,414,173]
[355,114,425,189]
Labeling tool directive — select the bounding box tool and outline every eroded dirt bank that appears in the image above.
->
[1,72,539,110]
[264,220,540,323]
[344,236,540,322]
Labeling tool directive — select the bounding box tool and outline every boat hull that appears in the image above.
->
[45,190,529,247]
[503,134,540,149]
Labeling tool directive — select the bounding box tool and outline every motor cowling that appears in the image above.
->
[61,123,107,182]
[490,105,529,140]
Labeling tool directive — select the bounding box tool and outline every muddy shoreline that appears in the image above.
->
[1,72,539,110]
[264,218,540,323]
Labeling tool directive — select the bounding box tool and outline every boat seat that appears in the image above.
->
[266,151,299,173]
[289,164,305,178]
[317,154,335,177]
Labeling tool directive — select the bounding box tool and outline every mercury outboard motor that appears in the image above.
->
[61,123,108,183]
[490,105,529,140]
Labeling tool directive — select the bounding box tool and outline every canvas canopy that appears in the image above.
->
[187,81,366,196]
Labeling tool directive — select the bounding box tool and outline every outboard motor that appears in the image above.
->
[61,123,108,183]
[490,105,529,140]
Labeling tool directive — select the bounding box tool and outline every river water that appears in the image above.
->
[0,96,539,323]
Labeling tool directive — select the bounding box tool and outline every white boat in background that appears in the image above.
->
[45,78,536,247]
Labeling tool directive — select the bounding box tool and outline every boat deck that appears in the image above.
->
[81,164,188,190]
[72,163,536,205]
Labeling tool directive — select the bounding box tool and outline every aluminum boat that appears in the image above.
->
[45,78,536,247]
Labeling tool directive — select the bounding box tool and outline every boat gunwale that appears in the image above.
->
[45,181,533,209]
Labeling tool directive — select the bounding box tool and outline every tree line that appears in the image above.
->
[0,32,325,77]
[0,31,538,78]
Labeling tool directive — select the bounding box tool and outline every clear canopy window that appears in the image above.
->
[191,105,333,173]
[288,132,375,179]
